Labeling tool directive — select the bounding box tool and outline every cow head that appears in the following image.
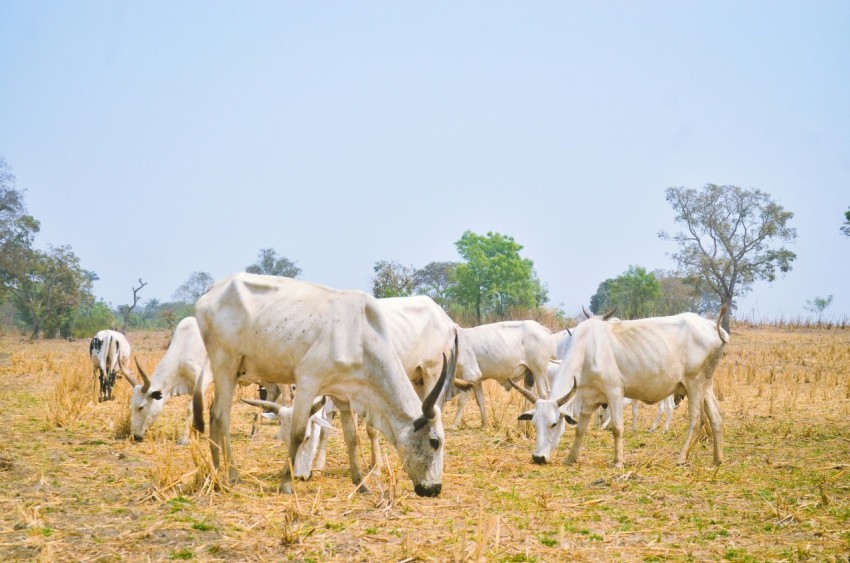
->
[511,378,577,464]
[403,335,457,497]
[130,359,164,441]
[241,397,332,480]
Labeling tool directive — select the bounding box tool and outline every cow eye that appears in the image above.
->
[429,437,441,450]
[549,422,558,429]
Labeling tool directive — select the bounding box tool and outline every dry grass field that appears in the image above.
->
[1,325,848,562]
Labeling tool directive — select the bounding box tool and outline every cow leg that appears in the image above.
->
[178,400,193,446]
[209,377,239,483]
[649,402,663,433]
[608,398,626,468]
[630,401,639,432]
[564,410,593,465]
[366,424,381,473]
[677,387,706,465]
[450,390,469,430]
[338,407,369,493]
[703,388,724,466]
[473,382,488,428]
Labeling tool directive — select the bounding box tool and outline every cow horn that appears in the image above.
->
[603,309,617,320]
[508,378,540,404]
[566,327,572,336]
[555,378,578,407]
[135,358,150,393]
[119,355,138,387]
[582,306,593,319]
[241,398,283,415]
[422,332,458,420]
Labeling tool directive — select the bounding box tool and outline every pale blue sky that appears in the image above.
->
[2,2,848,321]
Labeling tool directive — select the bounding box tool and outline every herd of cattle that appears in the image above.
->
[88,272,729,498]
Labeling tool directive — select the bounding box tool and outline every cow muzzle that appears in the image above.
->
[532,453,549,465]
[414,483,442,497]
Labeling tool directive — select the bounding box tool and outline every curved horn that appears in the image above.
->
[241,398,284,415]
[422,332,459,420]
[582,305,593,319]
[566,327,572,336]
[555,378,578,407]
[603,309,617,320]
[135,357,150,393]
[119,355,138,387]
[508,378,540,404]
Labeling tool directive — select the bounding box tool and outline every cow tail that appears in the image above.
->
[716,303,729,344]
[192,375,205,434]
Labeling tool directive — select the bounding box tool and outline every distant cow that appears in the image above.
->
[129,317,212,444]
[597,394,683,433]
[514,306,728,467]
[450,320,554,429]
[192,273,456,496]
[89,329,135,401]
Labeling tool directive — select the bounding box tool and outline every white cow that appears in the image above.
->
[89,329,135,401]
[130,317,212,444]
[241,396,334,479]
[378,296,458,399]
[192,273,456,497]
[449,320,554,429]
[514,306,728,467]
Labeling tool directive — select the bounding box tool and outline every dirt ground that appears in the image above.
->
[0,326,848,562]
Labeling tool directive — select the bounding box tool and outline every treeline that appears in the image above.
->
[2,154,808,338]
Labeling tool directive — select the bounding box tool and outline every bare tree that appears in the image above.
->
[119,278,147,333]
[659,184,796,331]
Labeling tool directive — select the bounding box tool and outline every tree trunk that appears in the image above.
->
[721,295,732,334]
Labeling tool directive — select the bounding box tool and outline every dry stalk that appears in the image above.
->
[46,361,93,428]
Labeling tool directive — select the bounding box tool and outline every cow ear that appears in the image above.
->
[314,417,334,430]
[150,390,163,401]
[517,410,534,421]
[563,414,577,425]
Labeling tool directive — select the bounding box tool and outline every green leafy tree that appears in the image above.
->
[804,295,833,321]
[451,230,547,324]
[10,245,91,339]
[413,261,457,307]
[589,278,614,315]
[842,207,850,237]
[371,260,417,298]
[0,157,40,305]
[589,266,662,320]
[659,184,797,332]
[173,271,214,303]
[70,300,116,338]
[245,248,301,278]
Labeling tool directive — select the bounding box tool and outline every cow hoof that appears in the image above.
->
[279,482,294,494]
[176,438,189,446]
[356,483,370,494]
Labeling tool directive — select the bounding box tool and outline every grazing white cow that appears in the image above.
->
[449,320,554,429]
[192,273,456,496]
[89,329,135,401]
[130,317,212,444]
[241,396,334,479]
[551,329,573,360]
[514,306,728,467]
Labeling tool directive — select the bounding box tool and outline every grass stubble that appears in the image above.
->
[0,324,848,561]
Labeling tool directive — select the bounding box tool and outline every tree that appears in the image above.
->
[451,230,547,324]
[842,207,850,237]
[413,261,457,306]
[245,248,301,278]
[588,266,661,320]
[9,245,91,339]
[371,260,417,298]
[804,295,833,321]
[118,279,147,333]
[659,184,797,332]
[0,157,40,304]
[173,271,214,303]
[589,278,614,315]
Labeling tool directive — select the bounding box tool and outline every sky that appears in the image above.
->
[1,2,848,322]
